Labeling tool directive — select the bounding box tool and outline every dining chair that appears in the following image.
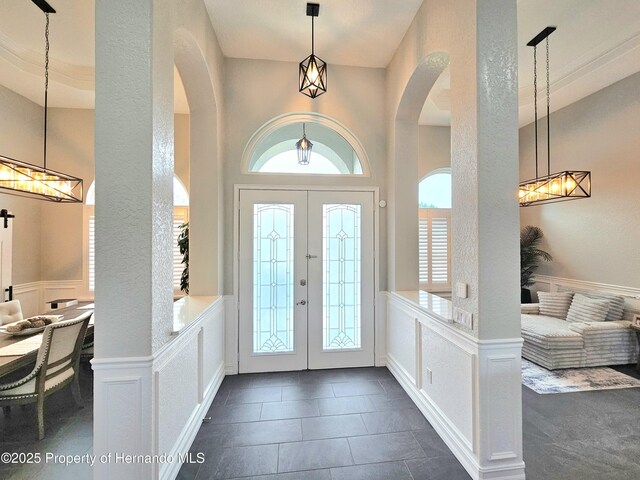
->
[0,312,92,440]
[0,300,23,325]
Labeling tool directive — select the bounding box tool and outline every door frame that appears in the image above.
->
[233,184,380,372]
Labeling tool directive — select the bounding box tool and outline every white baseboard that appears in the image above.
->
[387,353,480,477]
[385,291,525,480]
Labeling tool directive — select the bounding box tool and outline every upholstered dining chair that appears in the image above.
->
[0,312,92,440]
[0,300,23,325]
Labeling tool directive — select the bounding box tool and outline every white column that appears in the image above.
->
[450,0,523,476]
[94,0,174,478]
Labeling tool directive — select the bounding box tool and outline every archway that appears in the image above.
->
[174,29,221,295]
[388,52,449,291]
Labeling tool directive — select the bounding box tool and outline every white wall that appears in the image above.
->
[520,71,640,288]
[0,85,44,285]
[222,58,387,294]
[419,125,451,179]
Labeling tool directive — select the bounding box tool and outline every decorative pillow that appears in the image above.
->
[565,294,610,323]
[537,292,574,319]
[558,287,625,321]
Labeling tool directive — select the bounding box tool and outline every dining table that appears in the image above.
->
[0,302,94,378]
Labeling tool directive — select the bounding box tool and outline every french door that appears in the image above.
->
[238,189,374,373]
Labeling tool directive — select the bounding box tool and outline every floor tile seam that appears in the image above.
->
[403,460,417,480]
[410,429,430,458]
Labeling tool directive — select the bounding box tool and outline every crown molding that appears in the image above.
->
[0,31,94,91]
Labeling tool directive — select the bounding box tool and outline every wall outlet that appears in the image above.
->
[455,282,468,299]
[453,307,473,329]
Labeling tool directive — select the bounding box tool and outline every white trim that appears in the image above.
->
[240,112,372,177]
[13,280,88,317]
[93,297,226,480]
[533,275,640,299]
[386,292,525,480]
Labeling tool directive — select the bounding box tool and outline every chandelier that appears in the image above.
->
[299,3,327,99]
[0,0,83,203]
[519,27,590,207]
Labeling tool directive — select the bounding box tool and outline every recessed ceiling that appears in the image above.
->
[420,0,640,127]
[203,0,424,68]
[0,0,189,113]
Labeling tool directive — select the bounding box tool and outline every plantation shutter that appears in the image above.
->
[418,208,451,291]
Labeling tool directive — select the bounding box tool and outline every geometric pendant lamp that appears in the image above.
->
[519,27,590,207]
[0,0,83,203]
[299,3,327,99]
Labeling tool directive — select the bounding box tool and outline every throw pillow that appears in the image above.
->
[558,287,625,321]
[538,292,574,319]
[565,294,610,323]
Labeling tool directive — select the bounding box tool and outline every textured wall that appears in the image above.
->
[520,71,640,288]
[222,59,386,294]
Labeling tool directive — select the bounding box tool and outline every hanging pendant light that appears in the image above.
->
[299,3,327,99]
[519,27,590,207]
[295,123,313,165]
[0,1,83,203]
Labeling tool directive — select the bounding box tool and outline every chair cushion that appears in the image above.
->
[566,294,610,323]
[538,292,574,319]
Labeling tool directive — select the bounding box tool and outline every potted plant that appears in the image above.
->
[520,225,551,303]
[178,222,189,294]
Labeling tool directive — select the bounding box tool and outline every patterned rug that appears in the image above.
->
[522,359,640,394]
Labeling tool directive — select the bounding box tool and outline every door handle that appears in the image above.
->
[305,254,317,259]
[296,300,307,306]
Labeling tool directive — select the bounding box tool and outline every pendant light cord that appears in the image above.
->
[311,16,315,55]
[533,45,538,179]
[546,36,551,176]
[43,12,50,170]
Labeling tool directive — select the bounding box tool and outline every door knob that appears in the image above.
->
[300,279,307,286]
[296,300,307,306]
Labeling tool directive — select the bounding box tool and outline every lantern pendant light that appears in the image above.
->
[295,123,313,165]
[519,27,590,207]
[0,0,83,203]
[299,3,327,99]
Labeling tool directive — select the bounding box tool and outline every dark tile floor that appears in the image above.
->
[1,365,639,479]
[178,367,470,480]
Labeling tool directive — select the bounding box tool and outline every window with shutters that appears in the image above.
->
[418,170,451,292]
[85,177,189,295]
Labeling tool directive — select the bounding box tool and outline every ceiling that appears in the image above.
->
[0,0,638,126]
[420,0,640,126]
[0,0,189,113]
[203,0,424,68]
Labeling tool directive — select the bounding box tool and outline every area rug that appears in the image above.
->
[521,359,640,394]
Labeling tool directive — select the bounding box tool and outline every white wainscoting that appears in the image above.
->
[384,292,525,480]
[13,280,87,317]
[93,296,225,480]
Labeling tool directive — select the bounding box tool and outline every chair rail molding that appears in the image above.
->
[385,291,525,480]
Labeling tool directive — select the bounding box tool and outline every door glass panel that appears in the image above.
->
[322,204,362,350]
[253,204,295,353]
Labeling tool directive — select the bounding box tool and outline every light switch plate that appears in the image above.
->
[453,307,473,329]
[455,282,468,299]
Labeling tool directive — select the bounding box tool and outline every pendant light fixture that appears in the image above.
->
[0,0,83,203]
[519,27,590,207]
[295,123,313,165]
[299,3,327,99]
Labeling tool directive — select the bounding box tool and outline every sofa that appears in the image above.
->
[521,291,639,370]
